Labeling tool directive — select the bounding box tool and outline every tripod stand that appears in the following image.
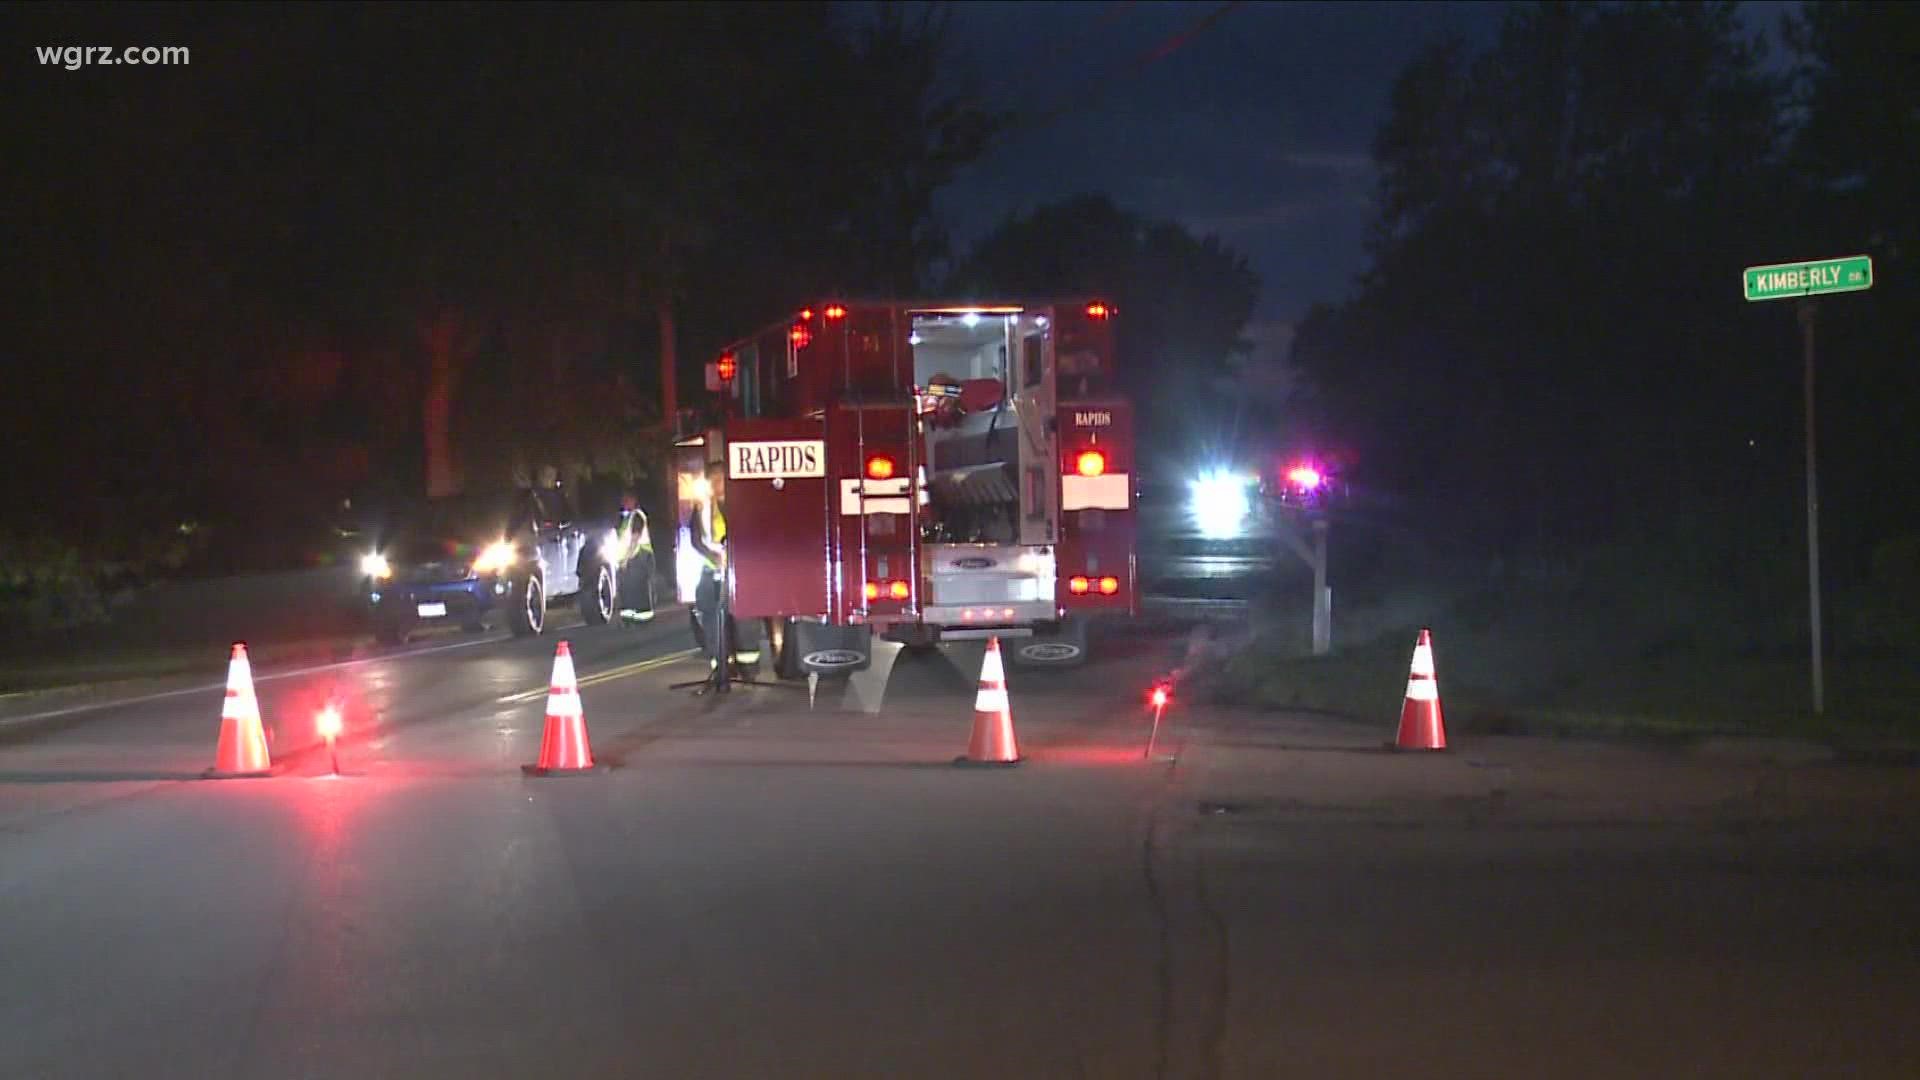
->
[670,572,743,696]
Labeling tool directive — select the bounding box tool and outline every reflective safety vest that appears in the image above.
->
[692,503,727,570]
[612,510,652,562]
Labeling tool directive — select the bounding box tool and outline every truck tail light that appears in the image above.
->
[1068,576,1091,595]
[1099,576,1121,595]
[1075,449,1106,477]
[865,455,896,480]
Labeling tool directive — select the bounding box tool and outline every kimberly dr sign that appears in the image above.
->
[1744,255,1873,303]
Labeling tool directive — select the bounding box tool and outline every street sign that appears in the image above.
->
[1743,255,1872,302]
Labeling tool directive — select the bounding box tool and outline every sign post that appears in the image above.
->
[1744,254,1872,715]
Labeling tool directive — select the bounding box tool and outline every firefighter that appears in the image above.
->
[613,488,654,624]
[687,461,730,689]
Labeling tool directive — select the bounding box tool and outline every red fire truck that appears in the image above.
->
[677,298,1136,677]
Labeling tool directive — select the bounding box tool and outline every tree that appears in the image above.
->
[1784,1,1920,566]
[1293,1,1791,546]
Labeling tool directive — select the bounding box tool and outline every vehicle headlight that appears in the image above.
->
[471,540,517,575]
[1190,470,1253,540]
[361,553,392,580]
[602,530,622,561]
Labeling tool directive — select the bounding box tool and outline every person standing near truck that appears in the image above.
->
[687,461,730,689]
[613,487,654,624]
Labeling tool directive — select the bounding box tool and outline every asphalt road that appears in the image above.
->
[2,614,1917,1078]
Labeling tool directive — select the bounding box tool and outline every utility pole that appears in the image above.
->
[1798,299,1824,716]
[1311,518,1331,656]
[656,234,680,605]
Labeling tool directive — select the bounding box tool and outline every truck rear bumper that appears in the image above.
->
[920,600,1056,629]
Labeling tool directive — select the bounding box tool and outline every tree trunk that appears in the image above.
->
[422,309,464,498]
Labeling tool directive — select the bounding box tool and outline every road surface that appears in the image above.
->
[2,614,1917,1077]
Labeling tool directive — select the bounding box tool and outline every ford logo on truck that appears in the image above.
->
[954,557,996,570]
[1020,642,1083,663]
[803,649,865,670]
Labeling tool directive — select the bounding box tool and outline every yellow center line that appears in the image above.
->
[496,648,700,704]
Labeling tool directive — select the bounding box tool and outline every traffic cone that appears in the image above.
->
[957,636,1021,766]
[1395,628,1447,751]
[208,643,272,777]
[523,641,597,775]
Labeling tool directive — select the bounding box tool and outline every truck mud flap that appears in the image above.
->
[793,622,872,676]
[1009,616,1090,669]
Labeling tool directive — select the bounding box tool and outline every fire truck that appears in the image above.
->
[675,298,1136,677]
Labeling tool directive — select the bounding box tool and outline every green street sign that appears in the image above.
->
[1744,255,1873,302]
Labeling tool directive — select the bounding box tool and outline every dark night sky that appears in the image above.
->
[927,0,1800,367]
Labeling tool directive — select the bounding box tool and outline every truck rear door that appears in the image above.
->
[1010,308,1059,546]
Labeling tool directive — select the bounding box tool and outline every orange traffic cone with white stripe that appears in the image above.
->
[208,642,273,777]
[957,636,1021,766]
[1395,628,1447,751]
[523,641,598,775]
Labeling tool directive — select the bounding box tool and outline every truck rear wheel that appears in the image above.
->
[766,617,803,680]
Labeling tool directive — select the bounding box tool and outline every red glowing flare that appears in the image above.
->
[1150,686,1170,709]
[316,705,343,739]
[1286,464,1323,490]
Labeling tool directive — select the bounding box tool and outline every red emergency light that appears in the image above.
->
[798,308,815,321]
[1075,449,1107,477]
[716,353,737,384]
[889,580,910,600]
[789,324,811,348]
[864,580,910,602]
[1098,576,1120,595]
[1068,576,1090,595]
[824,304,848,321]
[1085,302,1111,319]
[865,455,896,480]
[1286,464,1323,490]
